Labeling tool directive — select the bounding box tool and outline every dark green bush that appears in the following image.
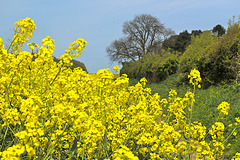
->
[178,25,240,88]
[199,24,240,86]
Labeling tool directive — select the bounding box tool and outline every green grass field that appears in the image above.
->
[129,73,240,158]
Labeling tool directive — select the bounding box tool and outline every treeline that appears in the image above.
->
[119,16,240,88]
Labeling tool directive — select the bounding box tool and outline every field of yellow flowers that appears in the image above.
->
[0,17,240,160]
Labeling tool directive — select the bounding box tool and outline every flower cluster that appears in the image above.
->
[217,101,230,115]
[67,38,87,57]
[113,65,120,74]
[0,17,239,160]
[188,68,202,88]
[232,152,240,160]
[27,42,39,50]
[41,36,55,54]
[59,38,87,67]
[12,17,37,52]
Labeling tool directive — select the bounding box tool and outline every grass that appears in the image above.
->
[129,73,189,98]
[129,73,240,158]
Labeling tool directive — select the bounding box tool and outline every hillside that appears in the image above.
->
[129,73,240,158]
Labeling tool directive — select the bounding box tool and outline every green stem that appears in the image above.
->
[29,62,46,86]
[187,83,195,160]
[7,34,17,53]
[223,126,238,145]
[0,125,9,152]
[50,67,61,86]
[41,66,62,95]
[43,124,68,160]
[40,70,44,98]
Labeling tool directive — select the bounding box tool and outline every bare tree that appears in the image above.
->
[162,28,175,39]
[106,37,141,63]
[107,14,174,63]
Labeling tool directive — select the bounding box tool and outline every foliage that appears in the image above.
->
[130,74,240,158]
[191,30,203,36]
[106,37,140,63]
[163,30,192,53]
[106,14,174,63]
[198,23,240,86]
[228,15,240,28]
[121,51,179,83]
[177,23,240,87]
[1,17,240,160]
[212,24,226,37]
[179,31,218,73]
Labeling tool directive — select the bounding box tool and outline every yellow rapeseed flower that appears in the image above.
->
[188,68,201,87]
[0,17,237,160]
[217,101,230,115]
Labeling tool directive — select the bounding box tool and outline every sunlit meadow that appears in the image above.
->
[0,17,240,160]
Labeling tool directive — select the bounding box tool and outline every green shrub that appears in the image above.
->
[179,31,217,73]
[140,74,240,159]
[121,51,179,83]
[178,25,240,88]
[199,24,240,86]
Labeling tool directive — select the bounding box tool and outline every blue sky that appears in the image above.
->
[0,0,239,73]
